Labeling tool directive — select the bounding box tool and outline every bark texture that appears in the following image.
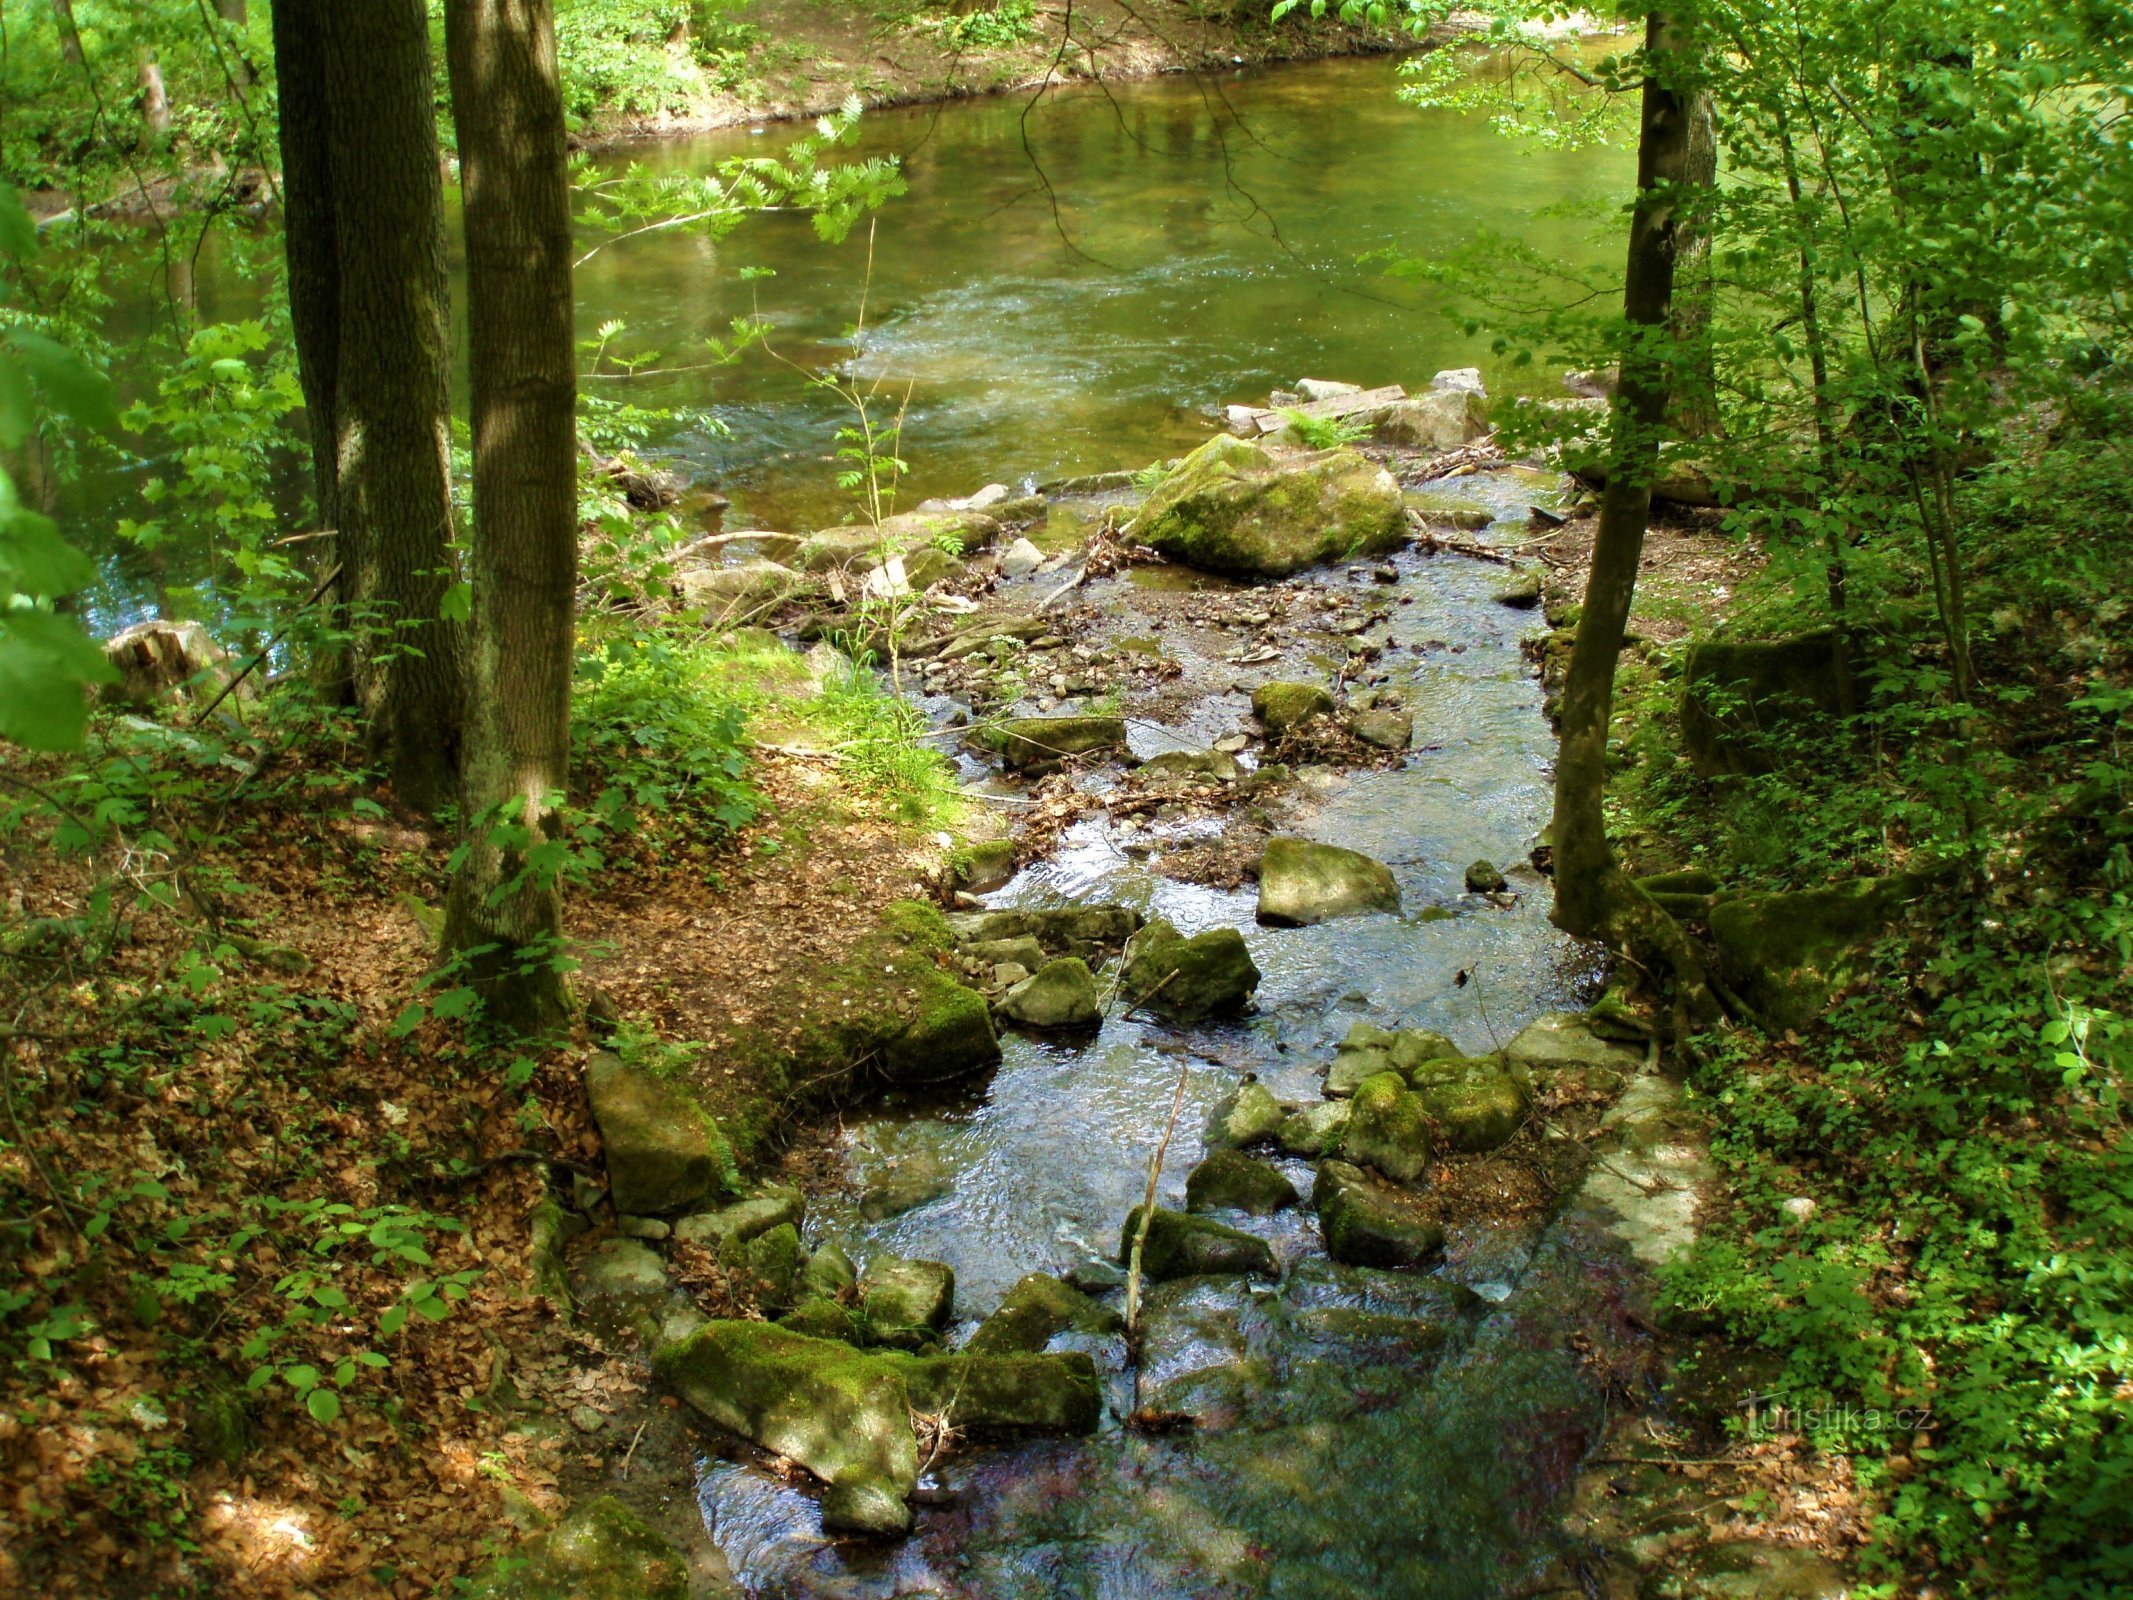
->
[442,0,579,1034]
[1550,13,1717,1021]
[1666,89,1719,439]
[271,0,463,811]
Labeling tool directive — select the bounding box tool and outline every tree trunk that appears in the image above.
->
[270,0,464,810]
[138,53,172,153]
[1550,12,1718,1022]
[442,0,579,1035]
[217,0,249,22]
[1666,89,1719,440]
[51,0,84,65]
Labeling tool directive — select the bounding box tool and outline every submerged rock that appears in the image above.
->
[1340,1071,1434,1185]
[1408,1055,1530,1152]
[1139,435,1406,577]
[1251,680,1335,735]
[1118,918,1261,1019]
[1185,1149,1301,1216]
[996,956,1101,1029]
[1203,1080,1287,1149]
[1464,858,1508,894]
[1276,1098,1353,1157]
[1119,1206,1277,1280]
[1313,1160,1446,1270]
[1257,837,1401,926]
[1348,707,1414,750]
[583,1053,723,1216]
[463,1494,689,1600]
[861,1256,956,1349]
[976,714,1129,773]
[859,1155,953,1222]
[1708,874,1923,1031]
[966,1271,1123,1355]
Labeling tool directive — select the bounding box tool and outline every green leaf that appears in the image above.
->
[306,1388,341,1424]
[378,1303,409,1336]
[0,184,36,258]
[4,329,119,434]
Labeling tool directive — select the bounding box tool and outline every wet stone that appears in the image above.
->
[1185,1149,1301,1216]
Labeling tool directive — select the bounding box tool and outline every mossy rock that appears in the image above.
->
[860,1255,956,1349]
[962,934,1049,973]
[1203,1079,1286,1149]
[1313,1160,1446,1270]
[742,1223,806,1313]
[583,1052,726,1217]
[1347,707,1414,750]
[884,1348,1103,1435]
[672,1185,804,1252]
[950,838,1018,895]
[1138,748,1240,785]
[1251,680,1335,735]
[1139,435,1405,577]
[1708,874,1924,1031]
[1276,1099,1353,1157]
[996,956,1101,1030]
[1387,1029,1462,1077]
[1490,568,1543,608]
[964,1272,1123,1355]
[463,1495,689,1600]
[1119,1206,1276,1281]
[779,1297,864,1344]
[948,904,1144,962]
[1680,630,1845,777]
[974,715,1128,774]
[1256,837,1400,927]
[1402,489,1495,529]
[1119,918,1261,1019]
[1185,1149,1301,1216]
[1408,1055,1530,1153]
[1464,858,1509,893]
[1339,1071,1433,1185]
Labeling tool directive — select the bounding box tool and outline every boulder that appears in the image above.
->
[1430,367,1486,395]
[860,1256,956,1349]
[1503,1013,1646,1077]
[1348,707,1414,750]
[859,1154,953,1222]
[1203,1080,1287,1149]
[1313,1160,1446,1269]
[803,1243,857,1301]
[676,559,802,613]
[1340,1071,1434,1185]
[1408,1055,1530,1152]
[976,714,1128,774]
[798,509,1003,570]
[100,619,231,706]
[1680,630,1845,777]
[1388,1029,1463,1077]
[1256,837,1401,926]
[1464,859,1508,894]
[1118,1206,1276,1281]
[462,1495,688,1600]
[1251,680,1335,735]
[583,1053,723,1216]
[1708,875,1922,1031]
[1491,568,1544,608]
[892,1348,1103,1435]
[951,838,1018,895]
[1324,1021,1397,1097]
[742,1223,806,1312]
[780,1298,863,1344]
[1000,536,1046,579]
[1118,919,1261,1019]
[1371,387,1490,451]
[1139,435,1405,577]
[996,956,1102,1030]
[1185,1149,1300,1216]
[965,1272,1123,1355]
[876,970,999,1088]
[1296,377,1363,402]
[672,1185,803,1252]
[569,1238,671,1307]
[949,904,1144,962]
[1276,1099,1352,1157]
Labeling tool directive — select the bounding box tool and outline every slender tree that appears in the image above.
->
[270,0,464,810]
[1667,88,1720,439]
[1550,11,1718,1021]
[442,0,580,1033]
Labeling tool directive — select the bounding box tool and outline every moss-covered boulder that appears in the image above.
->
[1491,568,1543,608]
[1408,1055,1530,1153]
[1185,1149,1301,1216]
[1464,858,1508,893]
[1680,630,1845,777]
[1140,435,1405,577]
[1276,1098,1353,1157]
[742,1223,806,1312]
[672,1185,804,1252]
[1251,680,1335,736]
[950,838,1019,895]
[653,1322,921,1534]
[861,1255,956,1349]
[1119,918,1260,1019]
[1340,1071,1434,1185]
[888,1348,1103,1434]
[1708,875,1922,1031]
[962,934,1049,974]
[1203,1079,1286,1149]
[948,904,1144,963]
[779,1296,864,1344]
[975,715,1128,774]
[463,1495,689,1600]
[583,1053,725,1217]
[1313,1160,1446,1270]
[1137,748,1240,785]
[996,956,1101,1030]
[1257,837,1401,926]
[803,1242,856,1300]
[965,1272,1123,1355]
[1119,1206,1276,1280]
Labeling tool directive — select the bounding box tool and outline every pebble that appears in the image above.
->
[569,1404,606,1435]
[1213,733,1249,753]
[616,1215,670,1241]
[1372,564,1400,583]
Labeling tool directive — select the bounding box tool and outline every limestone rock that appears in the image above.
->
[672,1186,804,1252]
[1371,387,1490,451]
[1708,875,1923,1031]
[1313,1160,1445,1269]
[1203,1080,1287,1149]
[1681,630,1846,777]
[1185,1149,1300,1216]
[1256,837,1400,926]
[798,509,1002,570]
[1251,680,1335,735]
[676,559,801,613]
[861,1256,955,1348]
[583,1054,722,1216]
[1137,748,1240,784]
[1408,1055,1530,1152]
[996,956,1101,1030]
[965,1272,1123,1355]
[948,904,1143,963]
[1276,1099,1352,1157]
[1000,536,1046,578]
[570,1238,671,1306]
[1118,1206,1276,1281]
[1118,918,1260,1019]
[462,1495,688,1600]
[1340,1071,1434,1185]
[1504,1013,1646,1077]
[976,714,1128,774]
[1139,435,1405,577]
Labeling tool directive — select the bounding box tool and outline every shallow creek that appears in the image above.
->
[689,465,1653,1598]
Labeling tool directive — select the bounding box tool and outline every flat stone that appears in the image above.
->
[861,1256,956,1348]
[1348,707,1414,750]
[1257,837,1401,926]
[671,1187,804,1253]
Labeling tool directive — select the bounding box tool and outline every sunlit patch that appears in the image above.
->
[201,1493,321,1573]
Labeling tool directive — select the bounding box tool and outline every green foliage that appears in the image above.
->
[0,185,120,750]
[814,650,959,822]
[1273,405,1370,449]
[573,632,760,834]
[931,0,1043,51]
[552,0,702,123]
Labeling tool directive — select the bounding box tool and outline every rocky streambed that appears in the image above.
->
[506,376,1790,1600]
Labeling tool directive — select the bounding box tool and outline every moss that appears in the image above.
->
[184,1375,253,1467]
[1679,630,1845,777]
[1313,1161,1446,1270]
[1250,680,1335,734]
[1407,1055,1529,1153]
[883,1349,1104,1433]
[463,1495,689,1600]
[1185,1149,1301,1216]
[1339,1071,1433,1184]
[965,1272,1123,1355]
[1119,918,1261,1019]
[1387,1030,1461,1076]
[973,715,1128,773]
[1140,436,1404,576]
[1118,1205,1276,1280]
[743,1223,806,1312]
[1708,874,1925,1030]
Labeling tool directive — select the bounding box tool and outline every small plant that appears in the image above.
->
[1275,406,1371,450]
